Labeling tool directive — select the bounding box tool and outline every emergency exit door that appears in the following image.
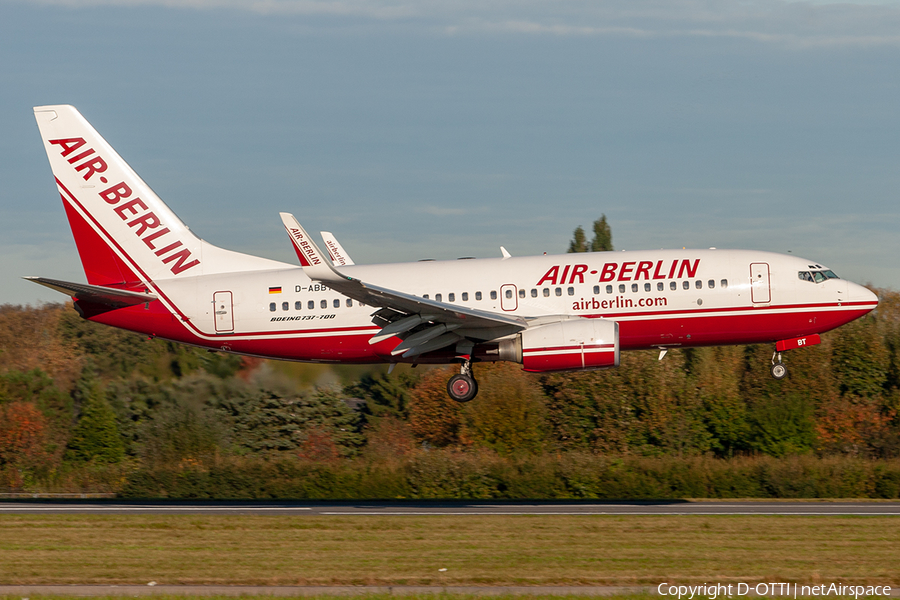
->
[213,291,234,333]
[750,263,771,304]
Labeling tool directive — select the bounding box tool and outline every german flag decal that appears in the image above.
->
[268,286,282,294]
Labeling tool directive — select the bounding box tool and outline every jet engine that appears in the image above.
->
[498,318,619,372]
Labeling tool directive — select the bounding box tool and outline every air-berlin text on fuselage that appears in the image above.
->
[49,137,200,275]
[536,259,700,286]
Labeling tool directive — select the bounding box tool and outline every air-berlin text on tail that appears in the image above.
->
[537,259,700,286]
[49,137,200,275]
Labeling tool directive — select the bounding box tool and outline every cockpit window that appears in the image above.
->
[799,270,839,283]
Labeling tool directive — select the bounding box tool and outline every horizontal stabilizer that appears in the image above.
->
[24,276,156,308]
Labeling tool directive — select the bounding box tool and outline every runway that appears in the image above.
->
[1,499,900,515]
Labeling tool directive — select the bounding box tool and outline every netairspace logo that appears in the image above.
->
[657,583,893,599]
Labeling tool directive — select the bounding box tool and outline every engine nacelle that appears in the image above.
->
[499,318,620,373]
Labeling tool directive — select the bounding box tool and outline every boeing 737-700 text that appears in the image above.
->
[27,105,878,402]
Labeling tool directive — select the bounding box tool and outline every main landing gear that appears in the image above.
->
[771,351,787,380]
[447,358,478,402]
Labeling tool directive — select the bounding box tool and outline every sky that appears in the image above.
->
[2,0,900,305]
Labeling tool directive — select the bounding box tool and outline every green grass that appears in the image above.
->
[0,515,897,585]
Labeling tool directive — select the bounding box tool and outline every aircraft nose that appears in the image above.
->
[848,282,878,309]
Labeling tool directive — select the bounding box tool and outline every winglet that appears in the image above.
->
[280,212,323,267]
[279,213,348,284]
[500,246,511,259]
[321,231,355,266]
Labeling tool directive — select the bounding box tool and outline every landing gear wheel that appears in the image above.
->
[770,351,787,380]
[771,362,787,380]
[447,374,478,403]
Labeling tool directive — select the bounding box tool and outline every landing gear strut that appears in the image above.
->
[447,359,478,402]
[771,351,787,380]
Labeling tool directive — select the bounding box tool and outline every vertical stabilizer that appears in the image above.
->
[33,105,287,288]
[34,106,204,285]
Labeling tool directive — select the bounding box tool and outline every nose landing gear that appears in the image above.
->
[447,358,478,402]
[771,351,787,380]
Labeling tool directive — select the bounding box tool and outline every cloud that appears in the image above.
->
[18,0,900,46]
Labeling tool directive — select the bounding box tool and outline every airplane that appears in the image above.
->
[27,105,879,402]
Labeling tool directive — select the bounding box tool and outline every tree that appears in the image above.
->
[457,363,548,455]
[215,385,363,456]
[591,215,613,252]
[567,215,613,253]
[408,367,465,447]
[65,377,125,464]
[0,402,47,466]
[567,226,589,253]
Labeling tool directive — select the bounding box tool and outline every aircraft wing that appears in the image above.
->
[280,213,526,358]
[24,276,157,308]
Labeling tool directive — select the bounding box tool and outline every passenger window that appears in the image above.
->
[295,301,302,310]
[476,291,482,301]
[449,293,455,302]
[555,287,562,297]
[695,280,702,290]
[683,281,690,290]
[543,288,550,297]
[505,289,513,299]
[491,290,498,300]
[282,302,289,311]
[619,284,625,293]
[644,283,651,292]
[518,289,525,298]
[333,299,340,308]
[670,281,677,291]
[531,289,538,298]
[423,294,429,299]
[308,300,314,310]
[320,299,327,309]
[436,293,442,302]
[708,280,715,289]
[462,292,469,301]
[721,279,728,289]
[269,302,276,312]
[631,283,638,293]
[606,285,613,294]
[593,285,600,295]
[657,282,664,291]
[567,287,574,296]
[346,299,352,307]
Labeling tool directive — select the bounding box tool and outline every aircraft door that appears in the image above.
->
[750,263,771,303]
[500,284,518,311]
[213,291,234,333]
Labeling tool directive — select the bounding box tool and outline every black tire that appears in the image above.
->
[771,363,787,380]
[447,374,479,402]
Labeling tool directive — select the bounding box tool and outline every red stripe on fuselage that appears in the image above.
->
[55,178,876,362]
